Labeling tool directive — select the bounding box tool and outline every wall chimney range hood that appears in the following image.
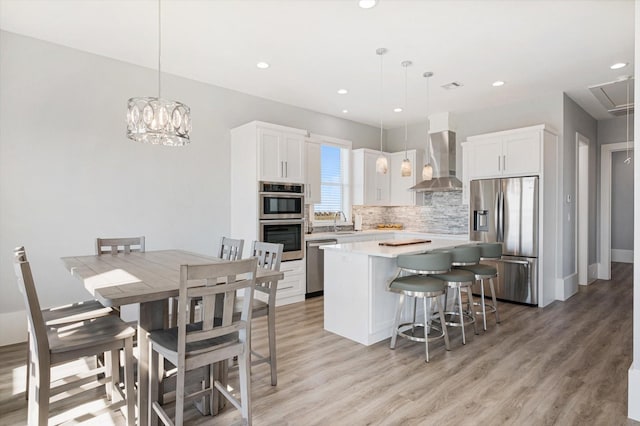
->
[410,130,462,192]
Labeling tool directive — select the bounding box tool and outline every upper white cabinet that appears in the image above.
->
[257,125,306,183]
[305,139,322,204]
[465,128,541,179]
[389,150,423,206]
[352,149,390,206]
[352,148,423,206]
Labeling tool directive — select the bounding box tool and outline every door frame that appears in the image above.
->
[599,141,634,280]
[576,132,590,285]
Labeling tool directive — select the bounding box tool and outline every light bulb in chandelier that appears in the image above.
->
[422,164,433,180]
[401,158,412,177]
[376,155,388,174]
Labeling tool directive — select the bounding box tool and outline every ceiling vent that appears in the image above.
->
[441,81,464,90]
[589,77,634,116]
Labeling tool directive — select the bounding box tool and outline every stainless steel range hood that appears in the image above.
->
[410,130,462,192]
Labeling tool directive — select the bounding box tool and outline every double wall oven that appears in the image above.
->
[258,181,304,261]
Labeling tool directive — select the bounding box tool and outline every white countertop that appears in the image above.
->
[305,229,467,241]
[320,236,470,258]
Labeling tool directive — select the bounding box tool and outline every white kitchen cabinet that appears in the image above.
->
[388,150,423,206]
[352,148,390,206]
[305,139,322,204]
[466,128,541,179]
[254,259,305,306]
[257,125,306,183]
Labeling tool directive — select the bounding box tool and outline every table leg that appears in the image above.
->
[139,300,165,426]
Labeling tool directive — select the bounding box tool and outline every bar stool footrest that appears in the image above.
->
[396,322,446,343]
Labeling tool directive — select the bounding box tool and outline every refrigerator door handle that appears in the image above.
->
[495,191,500,240]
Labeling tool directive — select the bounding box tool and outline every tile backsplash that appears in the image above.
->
[352,191,468,235]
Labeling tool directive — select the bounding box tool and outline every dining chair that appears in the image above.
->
[149,257,258,426]
[247,241,283,386]
[96,236,145,255]
[185,236,244,325]
[14,247,136,426]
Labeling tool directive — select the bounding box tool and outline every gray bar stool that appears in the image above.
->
[458,243,501,330]
[388,252,452,362]
[431,246,480,345]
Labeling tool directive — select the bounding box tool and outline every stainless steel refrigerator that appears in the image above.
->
[469,176,539,305]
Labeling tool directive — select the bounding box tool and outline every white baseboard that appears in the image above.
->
[612,249,634,263]
[557,273,578,301]
[0,310,27,346]
[629,364,640,420]
[597,262,610,280]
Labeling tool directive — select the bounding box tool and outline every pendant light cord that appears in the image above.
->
[425,73,431,162]
[404,63,408,158]
[379,52,384,153]
[158,0,162,99]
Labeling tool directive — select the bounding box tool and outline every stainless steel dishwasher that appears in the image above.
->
[305,239,337,298]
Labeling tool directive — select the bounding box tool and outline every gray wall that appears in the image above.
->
[0,31,380,341]
[562,95,598,273]
[611,149,635,250]
[597,114,635,257]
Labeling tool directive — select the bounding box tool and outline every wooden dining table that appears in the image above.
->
[61,249,284,426]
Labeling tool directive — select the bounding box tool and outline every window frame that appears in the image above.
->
[308,134,352,227]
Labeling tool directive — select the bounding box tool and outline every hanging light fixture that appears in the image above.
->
[375,48,388,174]
[422,71,434,180]
[400,60,413,177]
[126,0,191,146]
[624,76,632,165]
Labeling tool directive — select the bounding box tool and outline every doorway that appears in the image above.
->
[576,133,590,285]
[599,141,635,280]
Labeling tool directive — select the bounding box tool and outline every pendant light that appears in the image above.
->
[375,48,388,174]
[422,71,434,180]
[624,76,632,165]
[400,60,412,177]
[126,0,191,146]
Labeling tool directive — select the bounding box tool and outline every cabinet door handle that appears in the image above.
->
[281,161,284,177]
[503,155,506,171]
[498,156,501,172]
[285,161,288,177]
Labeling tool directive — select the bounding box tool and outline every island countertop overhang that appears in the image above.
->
[320,234,470,258]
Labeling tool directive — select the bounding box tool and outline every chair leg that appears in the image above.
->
[28,356,50,426]
[109,349,120,403]
[238,348,252,425]
[104,351,113,401]
[457,286,466,345]
[435,295,450,351]
[489,277,501,323]
[422,296,429,363]
[175,363,185,426]
[124,338,135,426]
[480,278,487,331]
[149,346,160,425]
[390,293,405,349]
[267,305,277,386]
[466,286,479,335]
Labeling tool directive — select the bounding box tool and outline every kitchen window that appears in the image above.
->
[312,139,351,224]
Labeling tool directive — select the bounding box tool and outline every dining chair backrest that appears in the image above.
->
[13,247,49,359]
[251,241,283,272]
[176,258,258,360]
[217,237,244,261]
[96,236,145,255]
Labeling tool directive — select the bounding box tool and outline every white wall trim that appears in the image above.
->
[599,141,634,280]
[584,263,598,285]
[557,273,578,301]
[611,249,634,264]
[630,364,640,420]
[0,310,27,346]
[575,132,589,285]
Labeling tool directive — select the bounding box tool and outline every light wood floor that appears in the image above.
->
[1,262,637,425]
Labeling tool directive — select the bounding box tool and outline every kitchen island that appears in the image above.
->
[321,235,468,346]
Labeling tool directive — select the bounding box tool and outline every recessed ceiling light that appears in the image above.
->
[393,107,403,113]
[337,89,349,95]
[342,109,349,114]
[492,80,505,87]
[358,0,377,9]
[256,62,270,69]
[610,62,628,70]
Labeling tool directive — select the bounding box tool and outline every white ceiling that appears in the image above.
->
[0,0,634,128]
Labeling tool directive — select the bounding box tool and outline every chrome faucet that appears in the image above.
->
[334,211,347,233]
